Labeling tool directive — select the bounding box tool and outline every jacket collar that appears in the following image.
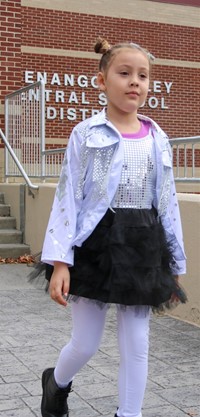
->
[89,108,167,138]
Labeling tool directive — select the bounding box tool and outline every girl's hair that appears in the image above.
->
[94,37,155,72]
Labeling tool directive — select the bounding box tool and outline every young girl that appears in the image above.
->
[40,38,187,417]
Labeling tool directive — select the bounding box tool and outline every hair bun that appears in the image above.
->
[94,37,111,54]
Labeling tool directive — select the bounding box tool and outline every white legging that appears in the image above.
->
[54,299,150,417]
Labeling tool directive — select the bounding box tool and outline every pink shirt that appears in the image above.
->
[121,120,151,139]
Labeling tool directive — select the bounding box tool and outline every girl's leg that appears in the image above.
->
[116,306,150,417]
[54,298,108,387]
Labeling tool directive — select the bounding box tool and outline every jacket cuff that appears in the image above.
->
[171,259,186,275]
[41,247,74,267]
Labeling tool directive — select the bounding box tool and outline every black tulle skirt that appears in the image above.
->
[68,207,186,308]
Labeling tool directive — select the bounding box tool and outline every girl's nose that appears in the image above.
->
[130,79,139,86]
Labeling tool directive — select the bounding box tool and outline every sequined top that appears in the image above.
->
[112,135,156,209]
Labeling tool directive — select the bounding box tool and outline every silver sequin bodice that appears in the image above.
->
[112,134,156,209]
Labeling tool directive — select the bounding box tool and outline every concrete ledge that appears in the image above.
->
[170,193,200,325]
[0,183,56,250]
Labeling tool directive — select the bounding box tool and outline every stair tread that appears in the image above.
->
[0,243,30,248]
[0,216,16,220]
[0,243,30,258]
[0,229,22,234]
[0,195,29,257]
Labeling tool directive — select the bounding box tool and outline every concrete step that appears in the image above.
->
[0,204,10,217]
[0,193,4,204]
[0,243,30,258]
[0,217,16,229]
[0,193,30,259]
[0,229,22,244]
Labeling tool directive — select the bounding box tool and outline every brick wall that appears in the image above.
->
[0,1,22,123]
[21,7,200,62]
[20,7,200,142]
[0,2,200,168]
[0,0,22,181]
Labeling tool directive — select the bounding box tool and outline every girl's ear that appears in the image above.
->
[97,71,106,92]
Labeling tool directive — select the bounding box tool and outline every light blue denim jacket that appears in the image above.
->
[42,109,186,274]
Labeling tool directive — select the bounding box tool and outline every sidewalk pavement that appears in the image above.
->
[0,264,200,417]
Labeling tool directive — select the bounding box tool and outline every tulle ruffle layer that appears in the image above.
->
[69,208,187,309]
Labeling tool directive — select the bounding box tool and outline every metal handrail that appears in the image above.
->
[0,129,39,191]
[170,136,200,183]
[43,148,65,155]
[170,136,200,145]
[4,80,43,99]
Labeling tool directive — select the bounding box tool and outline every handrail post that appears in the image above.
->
[40,80,46,179]
[4,98,9,180]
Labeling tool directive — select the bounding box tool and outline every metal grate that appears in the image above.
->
[5,81,45,179]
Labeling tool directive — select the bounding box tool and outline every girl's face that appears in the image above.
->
[98,48,150,116]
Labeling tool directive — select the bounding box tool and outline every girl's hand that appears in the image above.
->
[49,261,70,306]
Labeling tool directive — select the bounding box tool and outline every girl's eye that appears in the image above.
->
[120,71,129,76]
[140,74,148,79]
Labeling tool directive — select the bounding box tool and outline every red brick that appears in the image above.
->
[0,1,200,168]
